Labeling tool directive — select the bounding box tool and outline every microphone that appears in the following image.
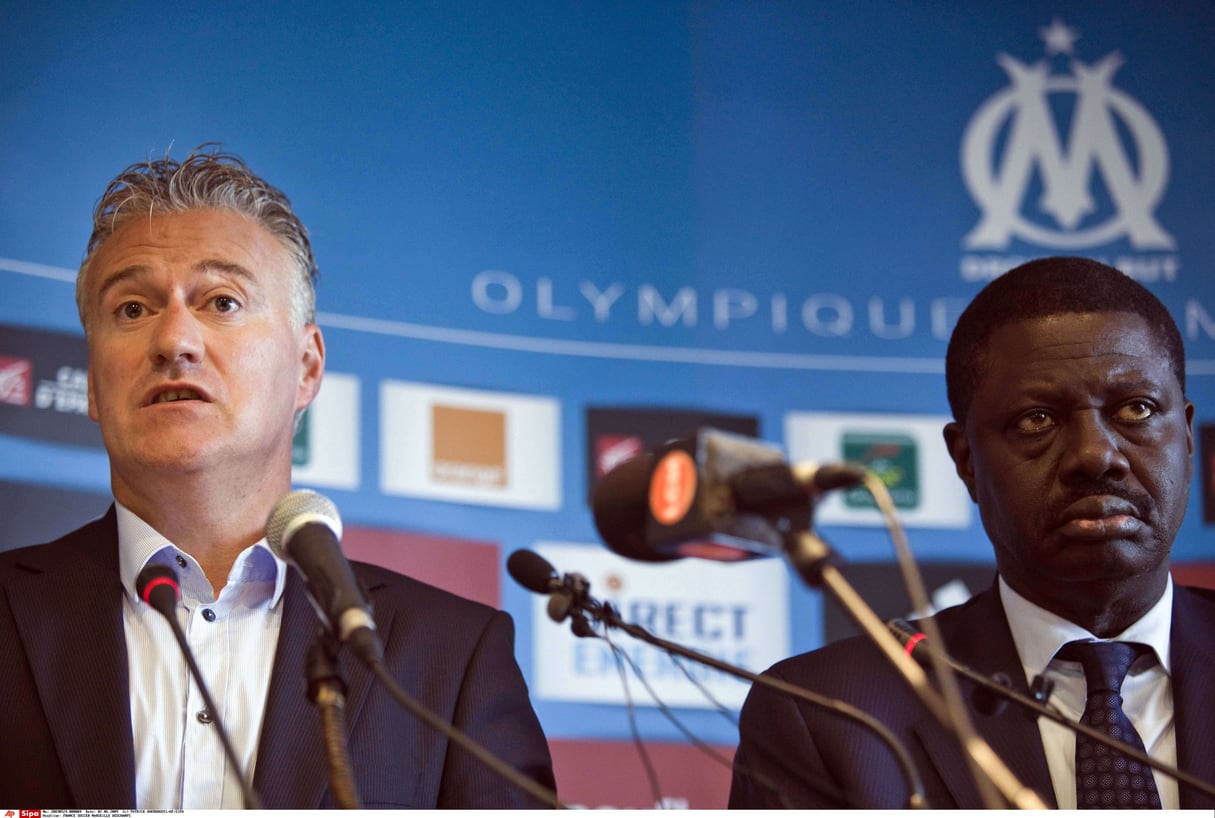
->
[506,549,598,637]
[135,564,263,809]
[267,496,567,808]
[508,548,929,808]
[887,618,1010,716]
[592,427,865,563]
[265,489,382,665]
[506,549,563,595]
[884,618,1215,799]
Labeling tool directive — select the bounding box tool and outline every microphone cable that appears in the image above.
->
[598,625,798,809]
[887,618,1215,800]
[135,564,263,810]
[840,468,1028,809]
[509,549,928,809]
[363,654,566,808]
[667,652,739,725]
[600,629,666,808]
[269,493,566,809]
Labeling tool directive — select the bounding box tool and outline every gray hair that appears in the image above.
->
[77,143,318,332]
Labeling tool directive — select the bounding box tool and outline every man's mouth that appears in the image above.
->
[1059,515,1142,539]
[151,388,204,404]
[1057,496,1144,540]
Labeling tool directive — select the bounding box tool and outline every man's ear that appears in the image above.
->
[943,421,978,503]
[295,323,326,412]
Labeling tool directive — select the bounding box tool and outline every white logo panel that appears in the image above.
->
[530,542,790,709]
[784,411,972,529]
[292,372,361,490]
[380,380,561,509]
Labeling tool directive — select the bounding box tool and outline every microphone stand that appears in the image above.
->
[562,588,930,809]
[786,530,1047,810]
[306,627,362,809]
[299,594,567,809]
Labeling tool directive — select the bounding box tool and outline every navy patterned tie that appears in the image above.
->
[1056,640,1161,809]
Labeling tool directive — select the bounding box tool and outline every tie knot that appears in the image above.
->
[1057,640,1150,695]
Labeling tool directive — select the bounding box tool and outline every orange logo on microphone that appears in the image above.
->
[649,450,697,525]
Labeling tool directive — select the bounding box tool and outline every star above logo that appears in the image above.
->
[1040,17,1080,56]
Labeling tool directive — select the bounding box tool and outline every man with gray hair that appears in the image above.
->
[0,144,556,808]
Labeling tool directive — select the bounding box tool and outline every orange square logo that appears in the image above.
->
[431,404,507,488]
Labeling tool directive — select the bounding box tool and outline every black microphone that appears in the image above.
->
[135,564,264,809]
[592,427,865,563]
[506,549,563,595]
[267,496,566,808]
[886,618,1011,716]
[883,617,1215,799]
[265,490,382,665]
[506,549,598,637]
[508,548,929,809]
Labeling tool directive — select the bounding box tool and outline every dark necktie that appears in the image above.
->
[1056,640,1162,809]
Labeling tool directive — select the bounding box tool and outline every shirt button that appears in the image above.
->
[197,709,213,724]
[202,608,217,622]
[175,555,188,568]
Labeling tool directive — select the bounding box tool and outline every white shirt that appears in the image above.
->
[999,574,1177,809]
[116,503,286,809]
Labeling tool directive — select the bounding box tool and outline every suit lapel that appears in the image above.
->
[910,585,1056,809]
[252,565,396,808]
[7,509,136,807]
[1170,586,1215,809]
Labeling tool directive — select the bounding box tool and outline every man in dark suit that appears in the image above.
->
[729,257,1215,809]
[0,146,556,808]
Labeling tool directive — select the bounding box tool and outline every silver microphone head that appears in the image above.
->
[265,489,343,562]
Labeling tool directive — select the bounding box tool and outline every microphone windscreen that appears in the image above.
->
[507,550,557,594]
[591,453,679,563]
[136,563,180,605]
[266,489,342,560]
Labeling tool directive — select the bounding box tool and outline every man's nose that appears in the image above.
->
[149,301,204,366]
[1060,411,1130,482]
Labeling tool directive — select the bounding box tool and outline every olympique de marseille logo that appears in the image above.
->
[961,18,1174,251]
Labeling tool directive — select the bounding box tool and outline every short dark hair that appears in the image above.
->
[945,256,1186,422]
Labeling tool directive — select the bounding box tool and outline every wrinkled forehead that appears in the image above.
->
[87,209,291,280]
[976,312,1182,392]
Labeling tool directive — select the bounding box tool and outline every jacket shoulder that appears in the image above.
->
[0,508,116,574]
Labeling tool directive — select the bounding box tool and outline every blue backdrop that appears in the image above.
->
[2,0,1212,781]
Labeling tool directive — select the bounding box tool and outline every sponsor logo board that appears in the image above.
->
[291,372,361,490]
[381,380,560,509]
[784,411,971,528]
[0,324,101,449]
[530,542,788,709]
[585,407,759,503]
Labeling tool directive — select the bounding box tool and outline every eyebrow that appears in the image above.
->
[95,259,258,303]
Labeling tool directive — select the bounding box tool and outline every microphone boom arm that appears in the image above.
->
[787,531,1047,810]
[888,620,1215,800]
[553,577,930,809]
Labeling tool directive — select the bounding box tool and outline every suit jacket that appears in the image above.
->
[728,580,1215,809]
[0,507,556,808]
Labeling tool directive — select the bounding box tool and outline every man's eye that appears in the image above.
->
[212,295,240,313]
[1116,401,1155,422]
[120,302,144,319]
[1013,410,1054,433]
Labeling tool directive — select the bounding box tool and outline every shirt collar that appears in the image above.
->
[115,502,287,607]
[999,573,1173,678]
